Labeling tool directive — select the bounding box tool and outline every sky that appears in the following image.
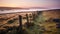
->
[0,0,60,9]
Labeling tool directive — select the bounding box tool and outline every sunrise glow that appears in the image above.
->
[0,0,60,8]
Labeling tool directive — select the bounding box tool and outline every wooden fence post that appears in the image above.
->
[26,14,29,23]
[18,15,23,34]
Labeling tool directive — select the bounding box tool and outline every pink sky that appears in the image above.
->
[0,0,60,9]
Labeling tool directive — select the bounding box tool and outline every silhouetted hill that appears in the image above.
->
[0,7,22,10]
[28,7,47,9]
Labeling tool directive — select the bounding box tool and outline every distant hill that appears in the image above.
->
[28,7,47,9]
[0,7,22,10]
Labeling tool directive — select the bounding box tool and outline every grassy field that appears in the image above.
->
[0,9,60,34]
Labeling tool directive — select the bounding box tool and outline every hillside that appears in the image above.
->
[0,7,22,10]
[0,9,60,34]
